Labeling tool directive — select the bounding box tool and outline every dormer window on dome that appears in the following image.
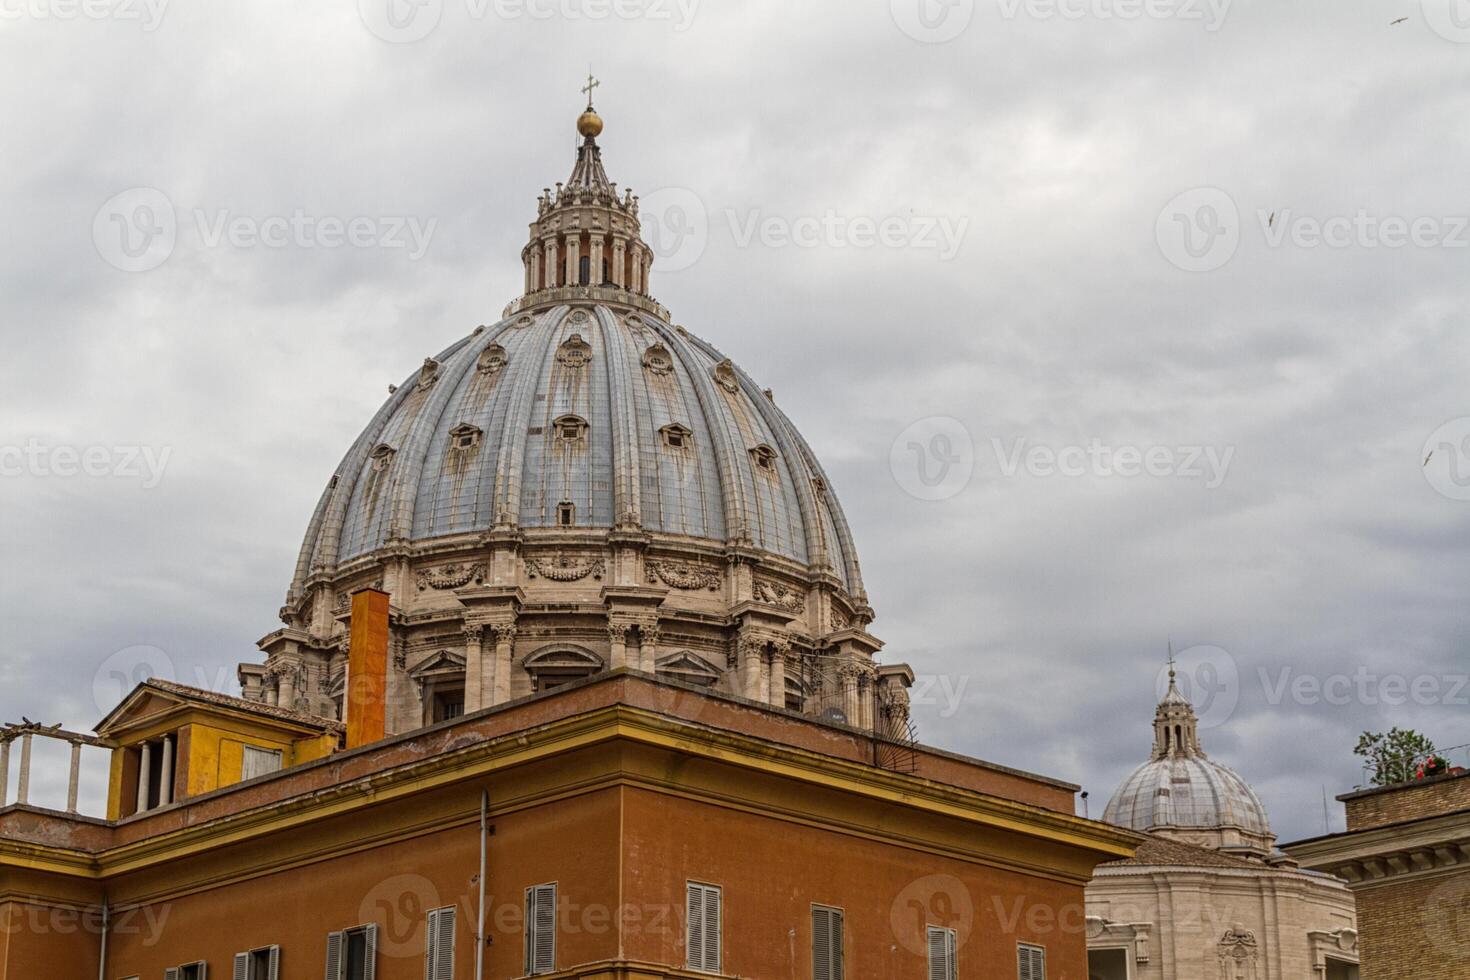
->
[556,334,592,368]
[553,414,588,443]
[660,423,692,450]
[448,423,483,452]
[477,344,508,375]
[749,444,778,471]
[370,444,396,471]
[642,343,674,376]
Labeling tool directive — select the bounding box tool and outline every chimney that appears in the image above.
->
[345,588,390,749]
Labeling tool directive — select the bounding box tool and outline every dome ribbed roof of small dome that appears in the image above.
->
[290,304,864,597]
[1102,755,1271,836]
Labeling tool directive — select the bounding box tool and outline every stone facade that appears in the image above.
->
[1285,770,1470,980]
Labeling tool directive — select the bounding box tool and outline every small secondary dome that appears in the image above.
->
[1102,664,1275,857]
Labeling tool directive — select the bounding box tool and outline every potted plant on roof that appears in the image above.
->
[1416,755,1451,780]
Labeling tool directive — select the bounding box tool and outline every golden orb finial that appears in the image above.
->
[577,108,603,138]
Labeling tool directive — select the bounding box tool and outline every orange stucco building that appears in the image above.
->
[1,672,1138,980]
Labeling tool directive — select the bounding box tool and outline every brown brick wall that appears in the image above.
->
[1356,872,1470,980]
[1344,772,1470,831]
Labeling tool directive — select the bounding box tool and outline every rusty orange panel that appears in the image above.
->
[346,588,390,749]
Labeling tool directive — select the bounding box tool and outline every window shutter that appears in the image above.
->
[165,969,181,980]
[686,884,705,971]
[362,924,379,980]
[267,947,281,980]
[326,930,345,980]
[526,884,556,975]
[1018,944,1046,980]
[812,907,843,980]
[426,907,455,980]
[233,953,249,980]
[927,927,955,980]
[702,886,720,974]
[197,962,210,980]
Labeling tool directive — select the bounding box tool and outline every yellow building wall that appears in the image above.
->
[104,710,339,817]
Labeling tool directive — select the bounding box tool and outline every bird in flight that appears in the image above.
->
[1425,450,1435,467]
[1391,16,1408,25]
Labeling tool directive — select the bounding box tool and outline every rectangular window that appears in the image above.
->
[326,924,378,980]
[241,746,283,781]
[812,905,844,980]
[426,906,456,980]
[524,883,557,976]
[232,946,280,980]
[165,964,208,980]
[1018,943,1047,980]
[927,926,957,980]
[686,882,722,974]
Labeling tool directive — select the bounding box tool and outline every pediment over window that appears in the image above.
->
[523,644,603,671]
[410,650,467,679]
[656,650,721,686]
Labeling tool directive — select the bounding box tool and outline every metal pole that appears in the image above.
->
[97,899,109,980]
[475,788,488,980]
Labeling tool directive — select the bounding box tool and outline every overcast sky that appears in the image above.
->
[2,0,1468,843]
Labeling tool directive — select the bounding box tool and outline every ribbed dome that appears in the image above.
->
[1101,665,1275,856]
[290,304,864,597]
[1103,755,1271,838]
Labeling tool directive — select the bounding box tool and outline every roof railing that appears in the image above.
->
[0,721,114,814]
